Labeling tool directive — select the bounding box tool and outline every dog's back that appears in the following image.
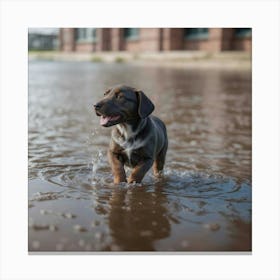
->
[149,115,168,158]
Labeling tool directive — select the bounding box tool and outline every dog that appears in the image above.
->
[94,85,168,184]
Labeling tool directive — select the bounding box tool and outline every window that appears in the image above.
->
[76,28,97,42]
[184,28,209,40]
[124,28,139,40]
[234,28,252,38]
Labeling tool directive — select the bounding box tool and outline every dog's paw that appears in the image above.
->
[153,170,164,178]
[113,177,127,184]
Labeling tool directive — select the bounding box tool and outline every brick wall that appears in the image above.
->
[60,28,75,52]
[75,42,97,52]
[122,28,162,52]
[96,28,111,51]
[220,29,235,51]
[111,28,125,51]
[162,28,184,51]
[232,38,252,51]
[184,28,224,52]
[221,29,252,51]
[59,28,252,53]
[140,28,161,51]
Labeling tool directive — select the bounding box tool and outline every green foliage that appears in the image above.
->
[91,56,103,63]
[114,56,125,63]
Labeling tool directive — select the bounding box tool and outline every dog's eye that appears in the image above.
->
[116,93,124,99]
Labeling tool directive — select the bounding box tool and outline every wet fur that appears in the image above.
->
[94,85,168,184]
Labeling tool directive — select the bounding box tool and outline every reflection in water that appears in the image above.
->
[28,61,251,251]
[108,186,170,251]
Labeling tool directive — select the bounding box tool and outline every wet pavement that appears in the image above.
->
[28,61,251,252]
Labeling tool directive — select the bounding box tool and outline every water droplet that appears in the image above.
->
[49,225,58,232]
[63,213,76,219]
[73,224,87,232]
[40,209,47,215]
[181,240,189,248]
[204,223,221,231]
[85,244,92,251]
[78,239,85,247]
[32,240,40,249]
[56,243,64,250]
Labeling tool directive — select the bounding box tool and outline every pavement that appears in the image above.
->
[28,50,252,70]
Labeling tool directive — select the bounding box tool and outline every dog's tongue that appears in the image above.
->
[100,115,120,126]
[100,116,110,126]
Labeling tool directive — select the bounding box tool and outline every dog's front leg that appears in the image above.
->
[108,150,127,184]
[128,159,153,184]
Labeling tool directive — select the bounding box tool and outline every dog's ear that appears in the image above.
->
[135,90,155,118]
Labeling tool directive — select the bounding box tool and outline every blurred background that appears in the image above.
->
[28,28,252,51]
[28,28,251,66]
[28,28,251,252]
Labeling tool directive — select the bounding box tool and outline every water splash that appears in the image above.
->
[92,150,103,180]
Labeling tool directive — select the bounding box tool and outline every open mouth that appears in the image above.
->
[100,115,121,126]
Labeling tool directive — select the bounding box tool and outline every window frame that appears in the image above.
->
[76,28,97,43]
[124,28,140,41]
[184,28,209,40]
[234,28,252,38]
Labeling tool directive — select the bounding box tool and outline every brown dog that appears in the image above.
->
[94,85,168,184]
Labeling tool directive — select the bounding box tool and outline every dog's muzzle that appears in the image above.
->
[94,103,122,127]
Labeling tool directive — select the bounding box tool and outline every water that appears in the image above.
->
[28,61,251,252]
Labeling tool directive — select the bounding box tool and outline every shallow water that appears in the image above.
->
[28,61,251,252]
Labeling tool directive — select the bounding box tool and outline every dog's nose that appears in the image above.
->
[94,103,101,110]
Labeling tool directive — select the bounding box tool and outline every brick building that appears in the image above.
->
[59,28,251,53]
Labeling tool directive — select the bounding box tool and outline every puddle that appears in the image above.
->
[28,61,251,251]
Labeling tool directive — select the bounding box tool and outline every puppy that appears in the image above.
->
[94,85,168,184]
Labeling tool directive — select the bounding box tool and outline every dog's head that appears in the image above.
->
[94,85,154,127]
